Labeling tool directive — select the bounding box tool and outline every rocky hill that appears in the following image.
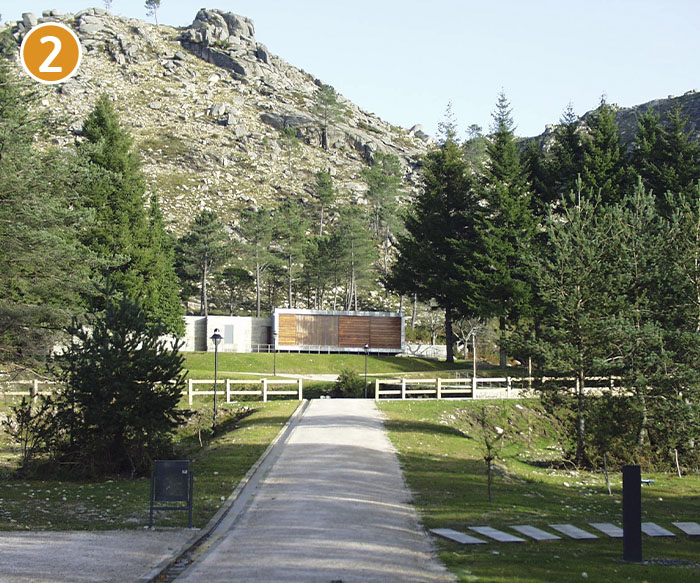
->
[537,90,700,149]
[4,8,431,231]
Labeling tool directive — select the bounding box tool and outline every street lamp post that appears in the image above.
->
[210,328,223,435]
[364,343,369,399]
[273,330,278,377]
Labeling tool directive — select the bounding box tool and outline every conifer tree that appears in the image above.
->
[175,210,228,317]
[0,43,93,364]
[236,209,277,317]
[312,169,335,235]
[273,201,309,308]
[79,94,183,334]
[312,84,346,150]
[580,98,629,205]
[52,293,187,476]
[479,92,536,366]
[389,111,482,362]
[632,105,700,217]
[335,206,376,311]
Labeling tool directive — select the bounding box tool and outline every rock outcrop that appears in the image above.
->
[3,9,430,230]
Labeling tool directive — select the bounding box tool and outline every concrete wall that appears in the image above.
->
[182,315,272,353]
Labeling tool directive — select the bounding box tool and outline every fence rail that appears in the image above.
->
[187,378,303,405]
[0,380,56,401]
[375,375,622,400]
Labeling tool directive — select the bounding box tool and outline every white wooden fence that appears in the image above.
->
[375,376,622,400]
[187,378,303,405]
[0,380,56,402]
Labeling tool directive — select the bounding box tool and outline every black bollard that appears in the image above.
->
[622,464,642,562]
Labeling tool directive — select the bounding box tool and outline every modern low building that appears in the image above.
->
[182,309,404,354]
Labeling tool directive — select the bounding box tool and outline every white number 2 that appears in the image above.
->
[39,36,62,73]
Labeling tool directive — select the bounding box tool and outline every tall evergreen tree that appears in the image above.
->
[236,209,277,317]
[479,92,536,366]
[632,105,700,217]
[175,210,228,316]
[312,84,346,150]
[79,94,182,333]
[312,169,336,235]
[388,117,481,362]
[580,98,629,205]
[0,44,94,365]
[273,201,309,308]
[530,185,628,465]
[142,196,184,335]
[335,206,376,311]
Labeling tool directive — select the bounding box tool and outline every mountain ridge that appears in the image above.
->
[4,7,430,231]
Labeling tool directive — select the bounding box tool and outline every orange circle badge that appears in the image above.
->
[20,22,82,84]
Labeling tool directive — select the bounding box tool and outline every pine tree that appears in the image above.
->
[142,196,184,335]
[0,46,93,365]
[334,206,376,311]
[273,201,309,308]
[388,118,481,362]
[531,184,628,465]
[632,105,700,217]
[145,0,161,25]
[175,210,228,316]
[312,84,346,150]
[312,169,335,235]
[581,98,629,205]
[79,94,183,333]
[479,92,536,366]
[52,293,187,476]
[236,209,277,317]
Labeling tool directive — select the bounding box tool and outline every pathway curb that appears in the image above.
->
[137,399,310,583]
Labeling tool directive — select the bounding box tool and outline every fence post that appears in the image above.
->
[436,378,442,400]
[401,378,406,400]
[29,379,39,411]
[262,379,268,403]
[226,379,231,404]
[298,378,303,401]
[375,379,380,400]
[188,379,193,407]
[507,377,512,399]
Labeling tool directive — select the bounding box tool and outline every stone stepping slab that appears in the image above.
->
[673,522,700,536]
[589,523,623,538]
[430,528,487,545]
[642,522,675,537]
[510,525,561,541]
[549,524,599,540]
[468,526,527,543]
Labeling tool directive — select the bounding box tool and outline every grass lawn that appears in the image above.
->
[0,399,299,530]
[183,351,476,379]
[379,400,700,583]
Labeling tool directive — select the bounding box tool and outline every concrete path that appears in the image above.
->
[176,399,453,583]
[0,530,193,583]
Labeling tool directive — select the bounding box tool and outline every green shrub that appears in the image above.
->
[332,369,366,398]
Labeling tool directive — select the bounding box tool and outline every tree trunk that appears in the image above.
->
[575,367,586,466]
[200,261,208,316]
[499,316,507,368]
[255,260,261,318]
[287,254,293,308]
[445,306,454,363]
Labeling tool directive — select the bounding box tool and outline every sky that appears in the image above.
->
[3,1,700,138]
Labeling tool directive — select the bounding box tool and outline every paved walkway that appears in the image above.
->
[0,530,193,583]
[177,398,453,583]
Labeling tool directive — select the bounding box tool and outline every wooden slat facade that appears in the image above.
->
[278,314,296,345]
[369,317,402,349]
[338,316,371,347]
[295,315,339,346]
[276,310,403,352]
